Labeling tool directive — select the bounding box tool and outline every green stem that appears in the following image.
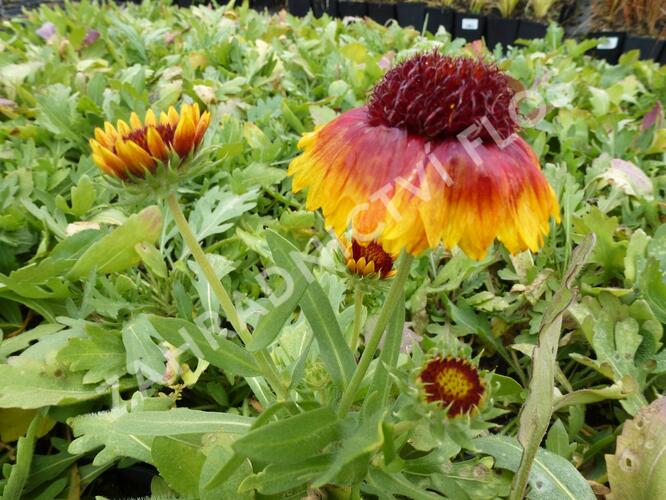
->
[337,253,413,417]
[166,192,288,400]
[350,284,364,353]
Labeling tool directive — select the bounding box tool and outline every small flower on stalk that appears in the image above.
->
[420,356,485,417]
[289,53,560,260]
[344,238,395,279]
[89,103,210,181]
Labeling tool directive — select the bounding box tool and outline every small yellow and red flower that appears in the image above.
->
[289,53,560,260]
[89,103,210,180]
[419,356,485,416]
[344,238,396,279]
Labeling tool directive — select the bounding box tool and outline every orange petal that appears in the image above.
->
[144,109,157,127]
[115,138,151,176]
[147,126,169,160]
[104,122,118,142]
[94,128,114,149]
[194,111,211,145]
[159,111,170,126]
[117,119,130,136]
[92,153,118,177]
[97,147,129,178]
[173,107,196,158]
[129,112,143,130]
[167,106,179,127]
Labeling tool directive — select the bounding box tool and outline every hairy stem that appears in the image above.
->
[166,192,288,400]
[337,253,413,417]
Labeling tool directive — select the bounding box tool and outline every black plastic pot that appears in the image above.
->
[588,31,625,64]
[425,6,454,35]
[337,0,367,17]
[622,35,664,61]
[485,16,519,49]
[517,20,547,40]
[660,44,666,65]
[367,2,395,25]
[251,0,273,12]
[312,0,337,17]
[396,2,425,30]
[288,0,311,16]
[454,12,485,42]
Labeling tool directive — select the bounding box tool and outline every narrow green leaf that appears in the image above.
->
[69,407,253,466]
[363,291,404,416]
[2,412,45,499]
[246,238,309,351]
[313,411,384,487]
[233,406,340,464]
[474,435,595,500]
[513,233,596,497]
[265,230,355,390]
[147,315,261,377]
[239,455,333,494]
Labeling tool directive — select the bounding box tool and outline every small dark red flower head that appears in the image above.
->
[420,356,485,416]
[367,53,517,142]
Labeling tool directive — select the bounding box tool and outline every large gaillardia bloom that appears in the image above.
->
[289,53,560,260]
[90,103,210,180]
[420,356,485,416]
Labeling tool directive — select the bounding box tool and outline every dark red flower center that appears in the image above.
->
[351,240,394,277]
[367,53,518,142]
[117,123,176,154]
[420,357,484,416]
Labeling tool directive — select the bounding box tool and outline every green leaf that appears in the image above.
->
[545,419,575,460]
[69,406,253,466]
[239,455,333,495]
[473,435,595,500]
[365,468,441,500]
[122,316,166,383]
[0,360,102,409]
[247,235,310,352]
[35,83,83,145]
[69,206,162,279]
[265,230,355,390]
[552,377,637,411]
[134,242,167,278]
[152,435,207,497]
[233,406,340,464]
[200,444,253,500]
[2,412,45,500]
[146,315,261,377]
[57,324,126,384]
[641,258,666,323]
[313,411,384,487]
[606,396,666,500]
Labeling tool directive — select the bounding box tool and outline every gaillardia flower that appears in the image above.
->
[90,103,210,180]
[420,356,484,416]
[344,238,395,278]
[289,53,560,260]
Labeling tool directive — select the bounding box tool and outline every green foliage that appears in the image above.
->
[0,1,664,498]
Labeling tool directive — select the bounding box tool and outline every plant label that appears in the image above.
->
[461,18,479,31]
[597,37,619,50]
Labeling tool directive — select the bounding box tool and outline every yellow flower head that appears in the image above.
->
[89,103,210,181]
[288,53,560,260]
